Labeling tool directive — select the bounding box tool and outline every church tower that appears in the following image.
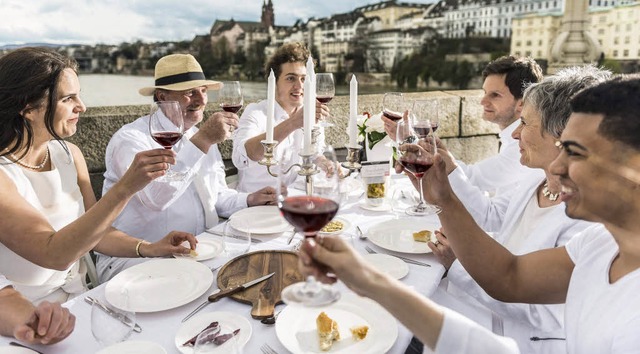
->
[261,0,275,28]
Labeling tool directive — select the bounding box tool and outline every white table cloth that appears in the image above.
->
[0,175,447,354]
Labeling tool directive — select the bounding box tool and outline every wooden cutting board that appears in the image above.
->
[216,250,303,319]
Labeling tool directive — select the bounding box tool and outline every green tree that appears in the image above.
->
[212,37,232,76]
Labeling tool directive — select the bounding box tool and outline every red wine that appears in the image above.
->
[279,196,339,235]
[431,123,439,132]
[382,110,402,121]
[413,123,432,138]
[317,96,333,104]
[221,104,242,113]
[152,132,182,149]
[399,160,431,178]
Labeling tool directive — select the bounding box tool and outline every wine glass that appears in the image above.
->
[149,100,186,181]
[219,81,243,114]
[396,118,441,216]
[413,98,440,133]
[91,292,135,347]
[315,73,335,127]
[382,92,405,122]
[277,146,341,307]
[223,219,252,258]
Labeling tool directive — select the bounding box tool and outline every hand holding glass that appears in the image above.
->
[277,146,341,306]
[396,119,441,216]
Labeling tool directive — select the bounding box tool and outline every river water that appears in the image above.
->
[78,74,399,108]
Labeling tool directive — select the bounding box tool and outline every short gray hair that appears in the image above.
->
[523,65,612,138]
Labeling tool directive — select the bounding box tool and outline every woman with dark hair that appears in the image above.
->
[0,47,197,303]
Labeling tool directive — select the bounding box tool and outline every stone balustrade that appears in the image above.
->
[67,90,501,199]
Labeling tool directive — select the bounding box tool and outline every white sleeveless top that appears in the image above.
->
[0,141,86,303]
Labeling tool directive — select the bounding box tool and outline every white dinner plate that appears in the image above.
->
[276,292,397,354]
[96,340,166,354]
[228,206,293,234]
[105,259,213,312]
[175,311,252,354]
[363,254,409,280]
[174,237,223,261]
[366,218,439,254]
[319,217,351,236]
[0,347,39,354]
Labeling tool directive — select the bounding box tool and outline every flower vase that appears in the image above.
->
[365,134,393,162]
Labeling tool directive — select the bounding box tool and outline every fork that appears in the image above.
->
[365,246,431,267]
[260,343,279,354]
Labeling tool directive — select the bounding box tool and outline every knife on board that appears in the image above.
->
[182,272,275,322]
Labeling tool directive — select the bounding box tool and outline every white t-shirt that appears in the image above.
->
[564,224,640,353]
[0,275,12,290]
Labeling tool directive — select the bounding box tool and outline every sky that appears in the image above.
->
[0,0,435,47]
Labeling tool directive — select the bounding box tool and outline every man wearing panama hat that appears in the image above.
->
[96,54,278,282]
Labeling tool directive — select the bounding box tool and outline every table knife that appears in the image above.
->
[204,229,262,243]
[182,272,275,322]
[84,296,142,333]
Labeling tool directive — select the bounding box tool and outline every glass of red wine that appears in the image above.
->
[382,92,405,122]
[278,145,341,307]
[396,117,441,216]
[315,73,335,127]
[219,81,243,114]
[149,101,186,181]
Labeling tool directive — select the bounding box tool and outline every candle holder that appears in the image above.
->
[340,145,363,178]
[259,139,280,177]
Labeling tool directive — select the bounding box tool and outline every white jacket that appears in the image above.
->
[455,119,534,196]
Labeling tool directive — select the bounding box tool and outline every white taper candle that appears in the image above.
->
[266,69,275,142]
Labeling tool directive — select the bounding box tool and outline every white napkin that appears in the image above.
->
[193,171,219,229]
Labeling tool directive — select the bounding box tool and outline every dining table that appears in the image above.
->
[0,174,450,354]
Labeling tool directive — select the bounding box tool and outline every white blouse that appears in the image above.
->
[0,141,86,303]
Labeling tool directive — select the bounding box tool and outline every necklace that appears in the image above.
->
[542,181,559,201]
[9,147,50,170]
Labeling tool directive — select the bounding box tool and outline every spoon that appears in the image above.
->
[261,309,283,325]
[356,226,367,240]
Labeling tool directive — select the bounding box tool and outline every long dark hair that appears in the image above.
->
[0,47,77,159]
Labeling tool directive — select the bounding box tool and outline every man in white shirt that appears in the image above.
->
[0,274,75,345]
[97,54,277,282]
[232,42,329,193]
[384,56,544,196]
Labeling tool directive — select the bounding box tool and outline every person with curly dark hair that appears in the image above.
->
[232,42,330,192]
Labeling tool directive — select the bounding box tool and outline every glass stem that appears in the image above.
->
[416,177,426,211]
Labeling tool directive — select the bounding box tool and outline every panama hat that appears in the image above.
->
[139,54,222,96]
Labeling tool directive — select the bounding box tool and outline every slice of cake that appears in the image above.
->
[350,325,369,341]
[412,229,432,243]
[317,311,340,351]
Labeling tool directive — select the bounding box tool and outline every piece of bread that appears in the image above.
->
[189,249,199,257]
[317,311,340,351]
[412,230,432,243]
[350,325,369,341]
